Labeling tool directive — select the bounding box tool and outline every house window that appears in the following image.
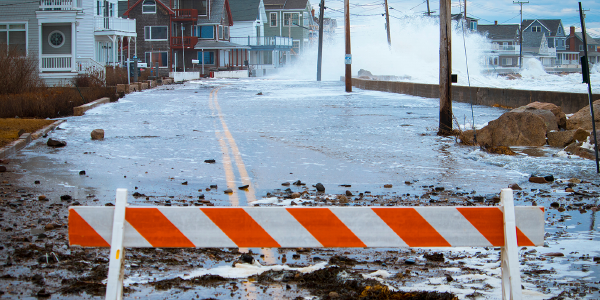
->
[145,51,168,67]
[532,26,541,32]
[198,51,215,64]
[219,25,223,40]
[223,26,229,40]
[469,21,477,31]
[580,45,583,51]
[270,12,277,27]
[142,0,156,14]
[48,30,65,48]
[195,25,214,39]
[292,40,300,54]
[284,13,299,27]
[502,58,512,65]
[0,23,27,56]
[198,0,208,16]
[144,26,168,41]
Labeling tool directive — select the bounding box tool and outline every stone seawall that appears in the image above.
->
[352,78,600,114]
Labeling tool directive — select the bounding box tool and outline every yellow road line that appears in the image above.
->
[209,87,257,204]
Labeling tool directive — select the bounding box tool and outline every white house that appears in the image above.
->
[0,0,137,85]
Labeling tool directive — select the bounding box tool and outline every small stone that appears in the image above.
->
[238,185,249,190]
[90,129,105,140]
[544,252,565,257]
[328,291,339,298]
[79,170,86,175]
[509,183,522,190]
[568,178,581,184]
[204,159,216,164]
[60,195,72,201]
[529,176,548,184]
[224,189,233,194]
[404,258,416,265]
[36,289,51,297]
[337,195,349,203]
[315,183,325,192]
[293,180,305,186]
[0,166,6,172]
[45,224,55,230]
[558,207,566,212]
[38,195,47,201]
[198,194,205,199]
[34,180,41,184]
[405,181,412,185]
[182,181,188,185]
[544,175,555,182]
[345,190,353,196]
[445,274,454,282]
[281,182,291,186]
[210,185,218,189]
[565,188,575,193]
[105,203,115,206]
[47,138,67,147]
[550,202,560,208]
[384,184,393,188]
[240,254,254,264]
[291,192,301,199]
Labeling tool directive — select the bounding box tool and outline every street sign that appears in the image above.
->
[345,54,352,65]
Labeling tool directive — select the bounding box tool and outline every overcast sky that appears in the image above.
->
[312,0,600,37]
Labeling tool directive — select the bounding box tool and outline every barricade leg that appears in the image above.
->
[500,188,522,300]
[105,189,128,300]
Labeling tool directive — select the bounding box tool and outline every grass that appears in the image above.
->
[0,118,55,148]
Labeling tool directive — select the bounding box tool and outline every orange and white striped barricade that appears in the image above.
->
[69,188,543,300]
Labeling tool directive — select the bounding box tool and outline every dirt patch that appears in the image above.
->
[0,118,54,148]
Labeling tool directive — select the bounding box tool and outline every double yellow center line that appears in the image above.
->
[208,87,256,205]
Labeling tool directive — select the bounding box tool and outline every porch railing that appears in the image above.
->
[39,0,82,11]
[230,36,293,48]
[41,55,72,71]
[172,9,198,21]
[170,36,198,49]
[77,57,105,76]
[94,17,136,34]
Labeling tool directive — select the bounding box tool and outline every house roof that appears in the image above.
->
[123,0,174,17]
[264,0,308,10]
[522,31,545,48]
[229,0,261,22]
[477,24,519,40]
[522,19,564,36]
[202,0,233,26]
[574,32,600,45]
[194,40,250,50]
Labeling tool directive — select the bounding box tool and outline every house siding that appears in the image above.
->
[0,1,40,62]
[77,0,96,60]
[127,0,171,68]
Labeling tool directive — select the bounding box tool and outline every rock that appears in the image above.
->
[474,112,547,147]
[210,184,218,189]
[529,176,548,184]
[337,195,349,203]
[315,183,325,192]
[36,289,51,297]
[224,189,233,194]
[550,202,560,208]
[293,180,305,186]
[565,188,575,193]
[481,145,517,155]
[445,274,454,282]
[329,291,340,298]
[281,182,291,186]
[79,170,86,175]
[60,195,72,200]
[44,224,55,230]
[568,178,581,183]
[34,180,41,184]
[345,190,353,196]
[0,166,6,172]
[38,195,47,201]
[511,105,558,132]
[238,185,249,190]
[404,258,416,265]
[509,183,522,190]
[204,159,216,164]
[564,142,596,160]
[90,129,104,140]
[544,175,554,182]
[182,181,188,185]
[547,129,589,148]
[544,252,565,257]
[240,254,254,264]
[424,252,444,262]
[291,192,301,199]
[47,138,67,147]
[384,184,393,188]
[525,102,566,129]
[558,207,566,212]
[567,99,600,130]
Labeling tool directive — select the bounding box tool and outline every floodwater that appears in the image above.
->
[7,78,600,299]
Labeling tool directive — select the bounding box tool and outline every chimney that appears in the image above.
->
[570,26,576,36]
[312,9,315,18]
[494,20,498,25]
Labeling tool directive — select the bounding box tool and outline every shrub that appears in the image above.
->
[105,66,128,86]
[0,43,44,95]
[71,69,105,88]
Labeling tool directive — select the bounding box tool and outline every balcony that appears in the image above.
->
[39,0,82,11]
[41,54,72,72]
[170,36,198,49]
[229,36,293,49]
[94,17,136,35]
[172,9,198,21]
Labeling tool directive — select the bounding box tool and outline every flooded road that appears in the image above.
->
[3,78,600,299]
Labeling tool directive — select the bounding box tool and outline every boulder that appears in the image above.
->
[315,183,325,192]
[566,99,600,130]
[547,129,589,148]
[564,142,596,160]
[511,105,558,132]
[525,102,566,129]
[47,138,67,147]
[91,129,104,140]
[474,111,547,147]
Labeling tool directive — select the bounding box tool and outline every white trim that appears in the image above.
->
[0,21,28,56]
[144,25,168,41]
[270,12,277,27]
[48,30,66,48]
[142,0,156,14]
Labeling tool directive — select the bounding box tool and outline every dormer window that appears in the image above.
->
[143,0,156,14]
[532,26,541,32]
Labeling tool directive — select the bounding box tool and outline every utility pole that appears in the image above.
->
[344,0,352,92]
[464,0,467,20]
[317,0,325,81]
[513,1,528,69]
[181,23,185,72]
[426,0,431,16]
[439,0,452,135]
[579,2,599,173]
[384,0,391,47]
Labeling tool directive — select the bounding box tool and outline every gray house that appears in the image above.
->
[521,19,578,67]
[477,23,520,68]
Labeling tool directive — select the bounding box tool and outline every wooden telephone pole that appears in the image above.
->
[384,0,391,47]
[317,0,325,81]
[344,0,352,92]
[513,1,528,68]
[439,0,452,134]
